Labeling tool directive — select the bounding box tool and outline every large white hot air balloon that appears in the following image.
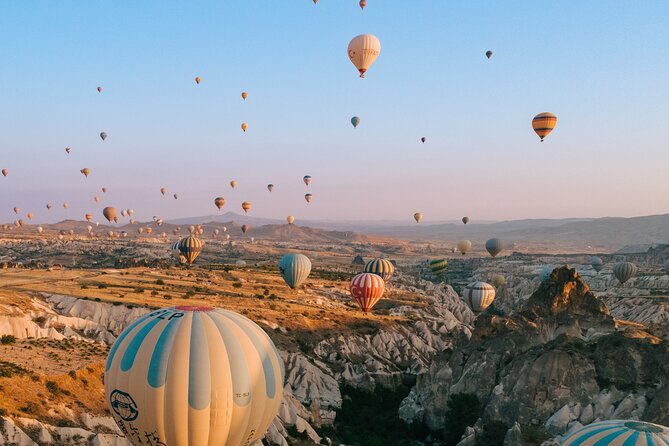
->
[461,281,496,312]
[348,34,381,78]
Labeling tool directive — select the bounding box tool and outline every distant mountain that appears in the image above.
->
[168,212,283,226]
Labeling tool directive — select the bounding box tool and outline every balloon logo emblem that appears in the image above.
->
[110,390,138,421]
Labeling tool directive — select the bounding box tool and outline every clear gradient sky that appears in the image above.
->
[1,1,668,224]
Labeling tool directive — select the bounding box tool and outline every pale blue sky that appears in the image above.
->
[1,1,668,224]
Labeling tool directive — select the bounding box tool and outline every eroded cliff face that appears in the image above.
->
[400,266,669,443]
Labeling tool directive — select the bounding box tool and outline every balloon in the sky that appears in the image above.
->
[177,235,203,265]
[104,306,284,446]
[350,273,384,313]
[241,122,248,132]
[94,196,100,203]
[127,209,134,216]
[97,86,102,93]
[85,213,92,222]
[304,193,313,203]
[87,225,93,232]
[485,50,493,59]
[113,216,118,223]
[103,207,117,223]
[121,210,127,217]
[37,226,43,234]
[241,224,249,234]
[65,147,71,154]
[195,76,201,84]
[348,34,381,78]
[457,240,472,255]
[359,0,367,10]
[230,180,237,189]
[613,261,637,284]
[351,116,360,128]
[241,202,251,213]
[485,238,503,257]
[429,259,448,276]
[13,207,19,214]
[413,213,423,223]
[173,193,178,200]
[461,281,496,312]
[102,187,107,193]
[364,258,395,281]
[278,253,312,289]
[213,228,219,236]
[562,420,669,446]
[145,227,152,234]
[100,132,107,141]
[286,215,295,225]
[81,168,90,177]
[462,216,469,224]
[421,137,426,143]
[2,169,8,177]
[241,91,248,100]
[46,204,52,210]
[160,187,167,196]
[214,197,225,210]
[591,256,603,272]
[27,213,33,220]
[303,175,312,186]
[267,184,274,192]
[532,112,558,142]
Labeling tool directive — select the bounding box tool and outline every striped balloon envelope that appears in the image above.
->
[364,258,395,281]
[177,235,203,266]
[350,273,385,313]
[278,253,312,289]
[105,306,284,446]
[461,281,496,312]
[613,261,637,285]
[562,420,669,445]
[429,259,448,276]
[532,112,558,141]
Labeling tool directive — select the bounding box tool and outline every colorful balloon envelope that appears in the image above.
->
[177,235,204,266]
[485,238,503,257]
[359,0,367,9]
[303,175,312,186]
[27,213,33,220]
[241,91,248,100]
[81,168,90,177]
[241,224,249,234]
[97,86,102,93]
[613,261,636,284]
[160,187,167,195]
[413,212,423,223]
[103,207,116,222]
[591,256,603,272]
[230,180,237,189]
[562,420,669,446]
[429,259,448,276]
[104,306,284,446]
[278,253,312,289]
[65,147,71,154]
[461,281,495,312]
[286,215,295,225]
[241,202,251,213]
[350,273,385,313]
[241,122,248,132]
[195,76,201,84]
[1,169,7,177]
[304,193,313,203]
[214,197,225,210]
[364,258,395,281]
[348,34,381,78]
[532,112,557,141]
[351,116,360,128]
[85,214,92,222]
[457,240,472,255]
[267,184,274,192]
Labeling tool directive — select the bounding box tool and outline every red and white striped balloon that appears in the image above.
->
[350,273,385,313]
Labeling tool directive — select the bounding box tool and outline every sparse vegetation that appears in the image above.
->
[0,335,17,345]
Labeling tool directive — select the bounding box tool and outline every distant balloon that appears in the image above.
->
[303,175,312,186]
[351,116,360,128]
[364,258,395,281]
[286,215,295,225]
[100,132,107,141]
[94,196,100,203]
[359,0,367,9]
[413,212,423,223]
[145,227,152,234]
[213,228,219,236]
[241,91,248,100]
[421,137,426,143]
[27,213,33,220]
[222,226,227,232]
[37,226,43,234]
[46,204,52,210]
[613,262,637,284]
[348,34,381,78]
[65,147,71,154]
[214,197,225,210]
[462,217,469,225]
[81,167,90,177]
[85,213,92,222]
[173,193,178,200]
[160,187,167,195]
[241,201,251,213]
[241,122,248,132]
[13,207,19,214]
[113,216,118,223]
[591,256,603,272]
[103,207,117,223]
[97,86,102,93]
[278,253,312,289]
[485,50,493,59]
[461,282,496,312]
[267,184,274,192]
[87,225,93,232]
[121,210,127,217]
[230,180,237,189]
[485,238,503,257]
[350,273,384,313]
[195,76,201,84]
[177,235,204,265]
[457,240,472,255]
[429,259,448,276]
[304,193,313,203]
[532,112,558,142]
[127,209,134,216]
[241,224,249,234]
[562,420,669,446]
[62,203,68,209]
[2,169,8,177]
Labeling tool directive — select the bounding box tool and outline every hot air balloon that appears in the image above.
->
[304,193,313,203]
[46,204,52,210]
[359,0,367,9]
[421,137,426,143]
[591,256,603,272]
[173,193,178,200]
[230,180,237,189]
[241,91,248,100]
[278,253,312,289]
[539,265,555,282]
[27,213,33,220]
[457,240,472,255]
[214,197,225,210]
[63,203,69,209]
[104,306,284,446]
[429,259,447,276]
[562,420,669,446]
[485,50,493,59]
[485,238,503,257]
[87,225,93,232]
[12,207,19,214]
[37,226,43,234]
[102,187,107,193]
[241,224,249,234]
[241,202,251,213]
[195,76,201,84]
[113,216,119,223]
[461,281,495,312]
[267,184,274,192]
[177,235,203,266]
[17,219,24,227]
[160,187,167,196]
[313,0,317,3]
[286,215,295,225]
[348,34,381,78]
[413,213,423,223]
[213,229,219,236]
[1,169,7,177]
[97,86,102,93]
[85,213,92,222]
[121,210,128,217]
[350,273,384,313]
[81,168,90,177]
[364,258,395,281]
[100,132,108,141]
[137,227,144,234]
[94,196,100,203]
[351,116,360,128]
[532,112,557,142]
[127,209,134,217]
[103,207,117,223]
[462,217,469,224]
[303,175,312,186]
[613,262,636,284]
[241,122,248,132]
[65,147,71,154]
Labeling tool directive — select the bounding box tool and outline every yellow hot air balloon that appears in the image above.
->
[195,76,201,84]
[414,212,423,223]
[27,213,33,220]
[241,122,248,132]
[160,187,167,195]
[81,167,90,177]
[241,91,248,100]
[13,207,19,214]
[230,180,237,189]
[532,112,557,141]
[62,203,68,209]
[103,207,116,223]
[85,213,92,222]
[457,240,472,255]
[348,34,381,78]
[241,201,251,213]
[287,215,295,225]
